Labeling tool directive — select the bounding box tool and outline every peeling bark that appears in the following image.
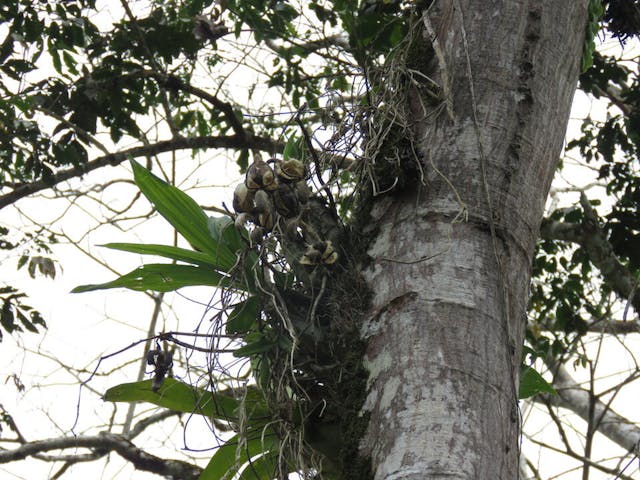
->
[358,1,588,478]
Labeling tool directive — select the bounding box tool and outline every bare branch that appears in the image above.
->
[524,435,635,479]
[541,362,640,454]
[585,319,640,334]
[0,409,198,480]
[592,84,631,116]
[123,293,165,436]
[129,410,179,439]
[541,316,640,334]
[128,69,247,138]
[0,134,280,210]
[156,74,246,138]
[0,431,202,479]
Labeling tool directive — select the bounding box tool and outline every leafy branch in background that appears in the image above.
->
[0,286,46,342]
[0,227,51,341]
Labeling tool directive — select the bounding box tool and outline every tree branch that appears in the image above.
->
[0,134,280,210]
[585,319,640,334]
[525,434,635,479]
[540,193,640,314]
[35,106,111,155]
[0,432,202,480]
[136,70,247,138]
[538,317,640,335]
[541,362,640,454]
[1,410,186,477]
[592,84,631,116]
[129,410,179,439]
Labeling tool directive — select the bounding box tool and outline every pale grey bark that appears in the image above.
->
[359,1,588,479]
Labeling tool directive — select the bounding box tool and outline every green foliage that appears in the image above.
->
[226,296,260,334]
[199,433,278,480]
[0,228,52,341]
[0,0,225,185]
[104,378,271,422]
[518,347,557,399]
[0,286,47,342]
[101,243,226,268]
[73,160,255,293]
[519,366,557,399]
[529,226,596,357]
[72,263,234,293]
[342,0,409,65]
[1,0,101,183]
[282,135,305,161]
[581,0,604,72]
[566,47,640,277]
[130,160,239,270]
[105,378,277,480]
[105,378,239,419]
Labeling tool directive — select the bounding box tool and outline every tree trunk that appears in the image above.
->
[359,2,588,478]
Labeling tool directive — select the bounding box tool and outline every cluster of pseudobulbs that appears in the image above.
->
[232,158,337,266]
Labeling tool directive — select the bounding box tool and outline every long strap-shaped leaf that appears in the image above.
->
[104,379,271,423]
[72,263,231,293]
[237,452,278,480]
[103,243,223,267]
[199,430,279,480]
[104,379,240,420]
[130,160,238,272]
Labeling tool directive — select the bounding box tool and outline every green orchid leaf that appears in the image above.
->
[130,160,239,271]
[233,335,276,358]
[207,216,261,291]
[519,366,557,399]
[102,243,221,267]
[207,216,245,253]
[198,430,279,480]
[237,451,278,479]
[236,385,271,421]
[105,379,271,423]
[226,296,259,334]
[282,135,305,161]
[104,378,240,420]
[71,263,230,293]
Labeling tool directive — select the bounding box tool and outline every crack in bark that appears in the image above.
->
[507,4,541,182]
